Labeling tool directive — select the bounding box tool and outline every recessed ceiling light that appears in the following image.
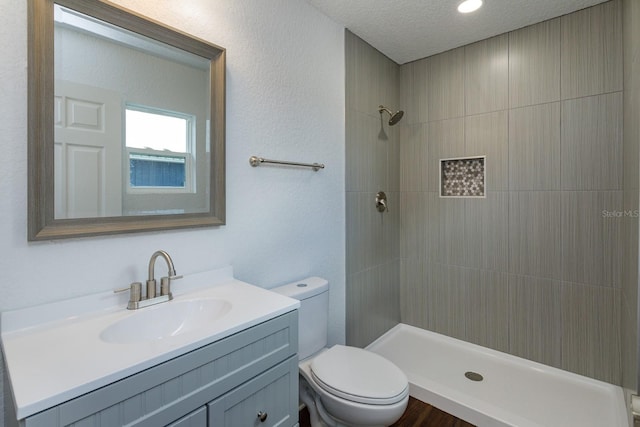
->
[458,0,483,13]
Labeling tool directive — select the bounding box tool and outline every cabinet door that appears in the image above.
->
[208,356,298,427]
[166,407,206,427]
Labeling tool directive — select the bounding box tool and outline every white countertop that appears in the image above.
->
[1,266,299,420]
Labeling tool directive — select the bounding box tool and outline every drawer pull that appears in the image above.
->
[257,411,268,422]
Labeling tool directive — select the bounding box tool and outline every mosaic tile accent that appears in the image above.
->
[440,157,486,197]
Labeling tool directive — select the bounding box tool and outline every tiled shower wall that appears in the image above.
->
[345,0,640,387]
[399,0,630,385]
[345,31,401,348]
[622,0,640,390]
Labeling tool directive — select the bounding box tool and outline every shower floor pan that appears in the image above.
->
[367,324,628,427]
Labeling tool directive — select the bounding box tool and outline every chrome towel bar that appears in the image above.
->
[249,156,325,171]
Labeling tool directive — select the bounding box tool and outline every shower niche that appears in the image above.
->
[439,156,486,198]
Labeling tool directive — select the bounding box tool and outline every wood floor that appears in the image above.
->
[298,396,476,427]
[391,397,476,427]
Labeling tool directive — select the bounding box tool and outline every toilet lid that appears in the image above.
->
[310,345,408,405]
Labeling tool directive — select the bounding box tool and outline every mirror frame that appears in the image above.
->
[28,0,226,240]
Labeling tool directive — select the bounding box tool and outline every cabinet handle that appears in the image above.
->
[257,411,268,422]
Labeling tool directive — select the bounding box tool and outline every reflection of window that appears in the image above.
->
[129,154,186,187]
[125,105,194,192]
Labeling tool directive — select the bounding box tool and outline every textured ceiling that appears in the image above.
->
[306,0,608,64]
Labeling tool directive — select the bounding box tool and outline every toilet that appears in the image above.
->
[272,277,409,427]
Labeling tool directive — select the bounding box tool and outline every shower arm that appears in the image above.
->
[378,105,393,115]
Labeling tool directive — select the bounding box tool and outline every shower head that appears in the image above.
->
[378,105,404,126]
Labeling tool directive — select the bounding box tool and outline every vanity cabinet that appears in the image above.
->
[14,311,298,427]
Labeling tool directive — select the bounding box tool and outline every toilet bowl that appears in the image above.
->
[271,277,409,427]
[300,345,409,426]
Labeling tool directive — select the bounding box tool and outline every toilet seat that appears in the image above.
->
[310,345,409,405]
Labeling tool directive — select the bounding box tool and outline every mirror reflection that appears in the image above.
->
[53,5,211,219]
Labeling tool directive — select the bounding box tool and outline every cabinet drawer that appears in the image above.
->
[208,355,298,427]
[166,407,206,427]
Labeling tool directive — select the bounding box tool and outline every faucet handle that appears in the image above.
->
[160,275,183,297]
[114,282,142,303]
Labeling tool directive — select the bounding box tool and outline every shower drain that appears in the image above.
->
[464,371,484,382]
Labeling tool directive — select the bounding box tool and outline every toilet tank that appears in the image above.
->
[271,277,328,360]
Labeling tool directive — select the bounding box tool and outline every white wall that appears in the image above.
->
[0,0,345,423]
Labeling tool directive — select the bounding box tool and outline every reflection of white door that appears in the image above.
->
[54,81,122,219]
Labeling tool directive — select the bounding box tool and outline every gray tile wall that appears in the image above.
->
[345,0,638,388]
[345,30,401,348]
[399,0,629,385]
[622,0,640,391]
[561,1,623,100]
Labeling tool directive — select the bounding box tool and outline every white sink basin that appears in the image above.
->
[100,298,232,344]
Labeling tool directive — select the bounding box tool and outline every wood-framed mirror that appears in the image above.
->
[28,0,225,240]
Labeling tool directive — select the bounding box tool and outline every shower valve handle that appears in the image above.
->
[376,191,388,212]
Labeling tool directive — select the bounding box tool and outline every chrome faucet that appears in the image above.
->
[146,250,178,299]
[115,250,182,310]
